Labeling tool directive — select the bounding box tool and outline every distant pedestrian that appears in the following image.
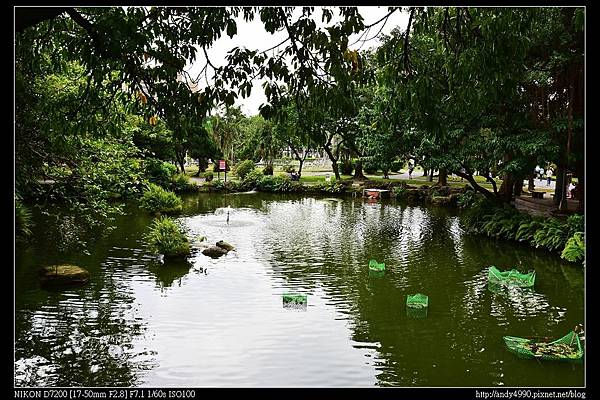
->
[408,163,414,179]
[568,182,576,199]
[546,169,552,186]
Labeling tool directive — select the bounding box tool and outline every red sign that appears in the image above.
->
[219,160,226,170]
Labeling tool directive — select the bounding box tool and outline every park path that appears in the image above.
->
[512,195,580,217]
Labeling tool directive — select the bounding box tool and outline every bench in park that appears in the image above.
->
[531,191,544,199]
[363,188,390,199]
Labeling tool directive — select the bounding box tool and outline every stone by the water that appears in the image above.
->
[39,264,90,287]
[202,246,228,258]
[215,240,235,252]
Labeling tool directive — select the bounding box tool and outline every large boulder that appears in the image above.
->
[39,264,90,287]
[429,194,459,207]
[216,240,235,252]
[429,195,451,205]
[404,188,425,201]
[202,246,228,259]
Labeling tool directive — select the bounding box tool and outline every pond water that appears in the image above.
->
[14,193,585,387]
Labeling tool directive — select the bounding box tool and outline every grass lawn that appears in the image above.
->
[184,162,519,193]
[299,174,353,183]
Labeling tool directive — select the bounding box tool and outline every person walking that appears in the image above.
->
[408,161,414,180]
[546,168,553,186]
[568,181,576,199]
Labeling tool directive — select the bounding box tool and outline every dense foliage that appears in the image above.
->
[15,6,584,261]
[233,160,256,180]
[146,216,190,258]
[139,184,183,215]
[15,198,33,241]
[460,191,584,263]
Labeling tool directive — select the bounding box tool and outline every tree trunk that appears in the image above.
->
[454,170,502,204]
[528,174,535,192]
[498,175,515,203]
[297,158,304,179]
[353,160,366,180]
[513,179,523,196]
[559,83,574,211]
[436,168,447,186]
[331,161,340,180]
[553,164,565,206]
[195,159,201,177]
[323,145,340,180]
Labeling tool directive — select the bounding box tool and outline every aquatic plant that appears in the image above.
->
[139,183,183,214]
[146,216,190,258]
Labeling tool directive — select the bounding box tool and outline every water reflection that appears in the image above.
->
[148,258,192,290]
[15,274,155,386]
[15,194,584,387]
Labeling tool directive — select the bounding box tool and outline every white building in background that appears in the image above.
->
[176,71,201,93]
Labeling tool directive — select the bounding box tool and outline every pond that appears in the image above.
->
[14,193,585,387]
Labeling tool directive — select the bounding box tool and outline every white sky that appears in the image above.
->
[183,7,409,116]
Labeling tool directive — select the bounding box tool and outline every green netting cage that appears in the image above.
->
[369,259,385,272]
[406,293,429,309]
[488,266,535,288]
[283,293,307,305]
[503,331,583,362]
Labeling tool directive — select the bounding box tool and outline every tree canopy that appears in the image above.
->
[16,6,584,214]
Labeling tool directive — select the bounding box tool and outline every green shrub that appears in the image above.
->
[145,158,177,188]
[203,171,214,182]
[139,183,183,214]
[461,196,583,262]
[363,161,378,174]
[171,173,195,192]
[393,186,407,199]
[212,180,226,191]
[258,175,294,192]
[146,216,190,258]
[566,214,584,236]
[241,168,264,189]
[515,218,543,243]
[532,218,569,251]
[225,180,242,191]
[339,159,353,175]
[317,181,345,194]
[15,199,33,240]
[282,164,296,173]
[234,160,255,179]
[390,160,403,173]
[561,232,585,264]
[263,164,274,175]
[456,190,482,209]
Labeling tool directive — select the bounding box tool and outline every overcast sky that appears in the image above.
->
[183,7,409,116]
